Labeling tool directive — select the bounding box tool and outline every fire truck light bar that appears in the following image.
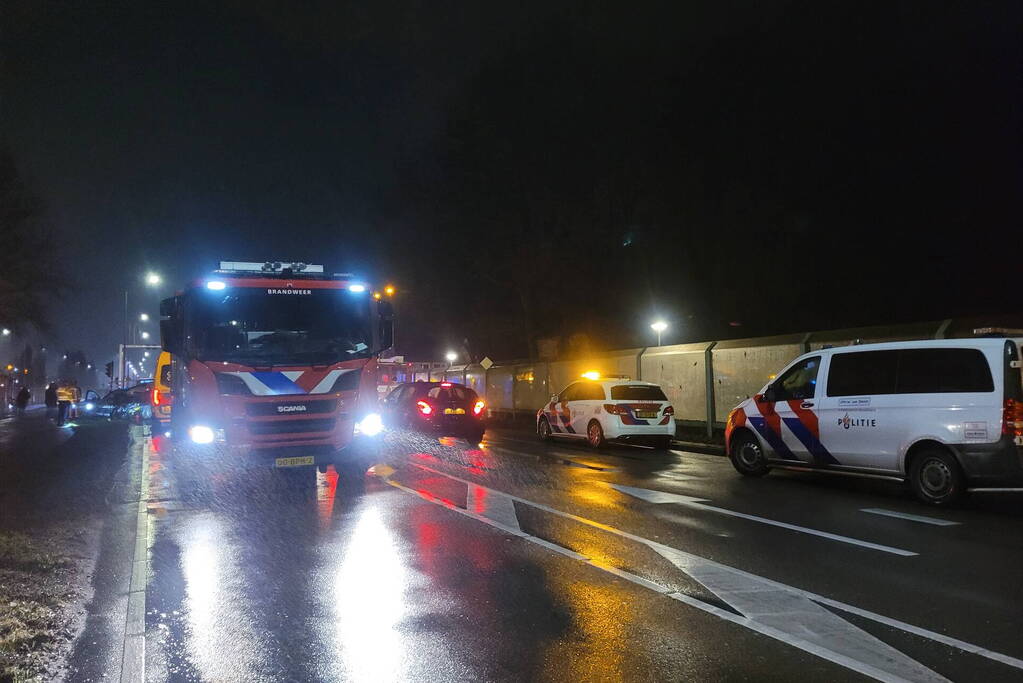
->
[218,261,325,274]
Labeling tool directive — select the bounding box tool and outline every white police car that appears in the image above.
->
[725,338,1023,505]
[537,374,676,449]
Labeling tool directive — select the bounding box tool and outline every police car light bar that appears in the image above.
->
[218,261,325,274]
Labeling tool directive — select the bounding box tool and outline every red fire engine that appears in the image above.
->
[159,261,393,470]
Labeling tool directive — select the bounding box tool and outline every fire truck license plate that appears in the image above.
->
[275,456,315,468]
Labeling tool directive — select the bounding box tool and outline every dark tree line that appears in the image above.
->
[0,146,66,334]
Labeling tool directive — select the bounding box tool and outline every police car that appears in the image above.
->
[725,338,1023,505]
[537,374,676,449]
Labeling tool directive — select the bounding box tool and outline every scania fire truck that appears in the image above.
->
[159,261,393,471]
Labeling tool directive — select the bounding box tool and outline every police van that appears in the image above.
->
[724,338,1023,505]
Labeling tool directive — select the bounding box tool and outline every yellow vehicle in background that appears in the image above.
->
[151,351,173,425]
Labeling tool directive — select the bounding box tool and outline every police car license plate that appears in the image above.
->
[275,455,315,468]
[636,411,658,419]
[444,408,465,415]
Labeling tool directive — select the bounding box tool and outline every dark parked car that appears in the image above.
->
[94,382,153,422]
[382,381,486,442]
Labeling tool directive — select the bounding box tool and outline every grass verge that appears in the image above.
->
[0,530,79,683]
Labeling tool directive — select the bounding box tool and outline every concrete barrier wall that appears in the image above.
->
[711,335,808,423]
[409,317,1016,434]
[640,342,712,423]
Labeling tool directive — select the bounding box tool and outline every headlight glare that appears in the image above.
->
[354,412,383,437]
[189,425,215,444]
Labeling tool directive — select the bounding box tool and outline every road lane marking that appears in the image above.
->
[396,461,1023,676]
[860,509,960,526]
[653,546,947,682]
[610,484,918,556]
[120,427,151,683]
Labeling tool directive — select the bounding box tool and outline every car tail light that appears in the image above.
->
[441,382,452,387]
[152,389,160,406]
[1003,398,1023,437]
[663,405,675,416]
[472,400,485,416]
[603,404,623,415]
[417,400,433,416]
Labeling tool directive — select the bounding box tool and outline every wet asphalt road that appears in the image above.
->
[116,426,1023,682]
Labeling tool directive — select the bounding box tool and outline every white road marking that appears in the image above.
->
[611,484,918,556]
[398,461,1023,675]
[121,427,151,683]
[653,546,948,682]
[861,508,960,526]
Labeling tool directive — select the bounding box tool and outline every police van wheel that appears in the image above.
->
[587,420,606,449]
[538,417,553,442]
[729,432,770,477]
[909,448,963,506]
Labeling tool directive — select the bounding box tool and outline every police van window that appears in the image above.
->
[896,348,993,394]
[773,356,820,401]
[579,383,607,400]
[560,383,579,402]
[827,350,899,396]
[610,385,667,401]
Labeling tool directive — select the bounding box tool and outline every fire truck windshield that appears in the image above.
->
[192,287,373,366]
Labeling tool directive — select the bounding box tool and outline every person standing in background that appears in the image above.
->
[45,383,58,420]
[15,386,30,417]
[56,380,75,425]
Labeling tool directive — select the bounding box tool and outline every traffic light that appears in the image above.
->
[105,361,114,378]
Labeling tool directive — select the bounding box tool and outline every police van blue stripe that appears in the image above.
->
[747,416,799,461]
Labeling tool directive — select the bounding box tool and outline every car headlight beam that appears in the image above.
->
[189,425,215,444]
[354,413,383,437]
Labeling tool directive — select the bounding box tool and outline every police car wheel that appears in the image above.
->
[538,417,553,441]
[587,420,606,449]
[909,449,963,506]
[729,432,769,476]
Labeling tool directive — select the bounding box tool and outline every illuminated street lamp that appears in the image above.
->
[1,328,9,336]
[650,320,668,347]
[445,351,457,365]
[145,272,161,286]
[384,284,396,296]
[140,331,150,340]
[139,313,149,322]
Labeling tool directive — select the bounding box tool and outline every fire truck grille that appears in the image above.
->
[245,399,338,417]
[248,418,337,436]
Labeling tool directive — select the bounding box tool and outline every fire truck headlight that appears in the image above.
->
[189,425,216,444]
[354,413,383,437]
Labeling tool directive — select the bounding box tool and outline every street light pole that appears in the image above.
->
[650,320,668,347]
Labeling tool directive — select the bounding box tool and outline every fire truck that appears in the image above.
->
[159,261,393,471]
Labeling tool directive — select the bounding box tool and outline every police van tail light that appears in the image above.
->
[603,404,623,415]
[663,405,675,416]
[152,389,161,406]
[1003,398,1023,437]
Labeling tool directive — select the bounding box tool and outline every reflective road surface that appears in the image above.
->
[125,427,1023,682]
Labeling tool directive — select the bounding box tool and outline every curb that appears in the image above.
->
[669,440,726,456]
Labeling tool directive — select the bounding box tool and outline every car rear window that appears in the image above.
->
[426,385,477,402]
[610,385,667,401]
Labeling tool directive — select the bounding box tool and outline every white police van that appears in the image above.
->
[725,338,1023,504]
[537,375,676,449]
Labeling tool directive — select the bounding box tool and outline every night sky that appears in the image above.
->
[4,1,1021,364]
